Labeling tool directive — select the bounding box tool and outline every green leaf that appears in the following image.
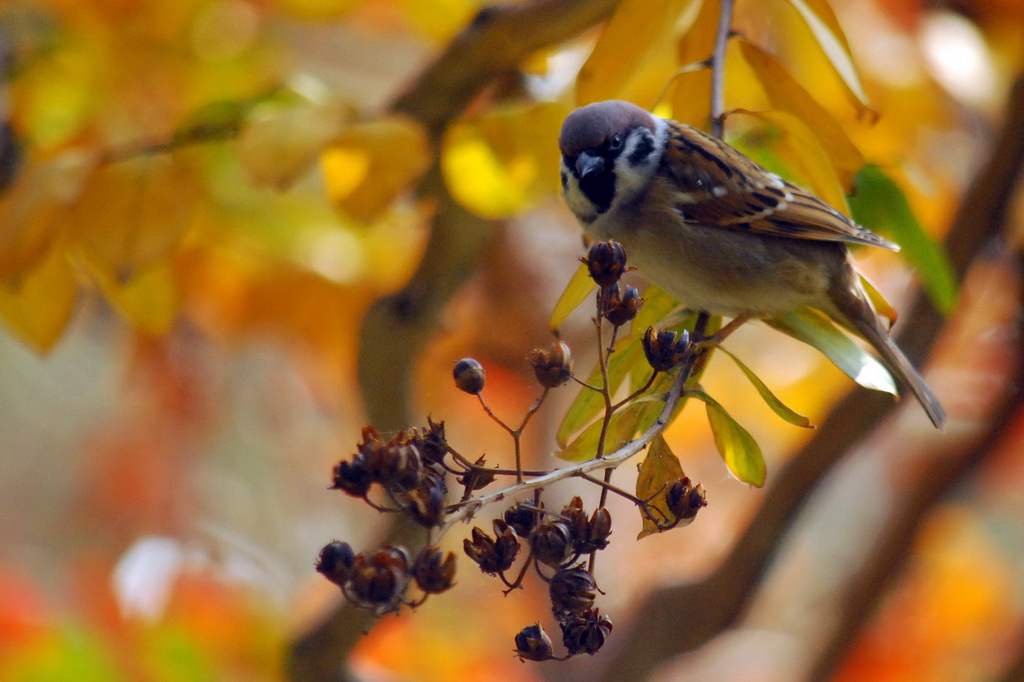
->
[716,346,813,428]
[848,165,958,314]
[635,434,685,539]
[766,308,897,395]
[549,261,595,334]
[689,389,767,487]
[556,402,645,462]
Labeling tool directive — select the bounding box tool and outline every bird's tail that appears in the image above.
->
[829,275,946,429]
[855,320,946,429]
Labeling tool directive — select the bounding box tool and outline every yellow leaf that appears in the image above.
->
[858,272,897,328]
[0,151,95,284]
[89,260,179,334]
[549,262,595,334]
[738,39,863,190]
[238,97,346,191]
[442,102,566,219]
[0,242,78,353]
[635,434,684,538]
[733,109,849,214]
[784,0,876,121]
[577,0,698,106]
[69,155,201,281]
[690,389,766,487]
[321,116,430,223]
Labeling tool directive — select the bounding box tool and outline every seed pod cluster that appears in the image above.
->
[331,423,451,527]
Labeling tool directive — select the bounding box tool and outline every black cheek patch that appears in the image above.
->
[627,132,655,166]
[560,170,568,191]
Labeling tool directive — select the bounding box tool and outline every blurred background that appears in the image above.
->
[1,0,1023,680]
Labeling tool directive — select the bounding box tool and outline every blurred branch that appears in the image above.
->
[289,2,620,681]
[594,72,1024,682]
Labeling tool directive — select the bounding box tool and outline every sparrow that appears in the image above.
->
[558,100,945,428]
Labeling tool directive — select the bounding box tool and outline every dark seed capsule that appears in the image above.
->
[412,546,457,594]
[315,541,355,586]
[453,358,486,394]
[528,342,574,389]
[561,608,613,656]
[549,567,597,616]
[642,326,691,372]
[584,240,628,288]
[667,477,707,522]
[514,623,555,662]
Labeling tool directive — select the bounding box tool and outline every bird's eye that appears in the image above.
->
[609,134,623,151]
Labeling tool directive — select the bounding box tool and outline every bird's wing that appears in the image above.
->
[660,121,898,251]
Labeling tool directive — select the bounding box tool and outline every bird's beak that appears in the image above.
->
[576,152,605,179]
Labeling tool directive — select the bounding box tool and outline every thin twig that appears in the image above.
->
[710,0,734,138]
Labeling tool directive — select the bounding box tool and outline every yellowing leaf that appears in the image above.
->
[88,260,179,334]
[635,434,684,538]
[322,116,430,223]
[69,155,201,281]
[733,108,849,214]
[0,151,95,283]
[690,389,766,487]
[238,98,346,191]
[766,307,897,395]
[549,262,595,333]
[667,0,719,128]
[0,242,78,353]
[716,346,813,427]
[557,402,645,462]
[784,0,876,121]
[442,102,566,219]
[577,0,697,105]
[738,39,863,190]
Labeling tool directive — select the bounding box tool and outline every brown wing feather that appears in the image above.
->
[662,121,899,252]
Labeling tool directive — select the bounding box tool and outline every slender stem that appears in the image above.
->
[611,369,660,412]
[710,0,735,138]
[576,471,648,506]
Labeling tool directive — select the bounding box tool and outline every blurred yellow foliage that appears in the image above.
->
[322,116,430,222]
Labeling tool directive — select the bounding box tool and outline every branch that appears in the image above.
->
[440,366,690,535]
[709,0,734,138]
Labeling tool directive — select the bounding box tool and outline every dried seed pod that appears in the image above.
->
[504,502,541,538]
[315,541,355,587]
[347,546,411,610]
[381,441,423,491]
[560,608,613,656]
[549,567,597,616]
[453,358,486,394]
[331,457,373,498]
[418,418,448,465]
[404,478,447,528]
[463,521,520,575]
[514,623,555,662]
[577,507,612,554]
[457,456,496,492]
[412,546,457,594]
[642,326,691,372]
[667,477,707,522]
[583,240,628,288]
[532,520,575,568]
[603,285,642,327]
[528,342,573,388]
